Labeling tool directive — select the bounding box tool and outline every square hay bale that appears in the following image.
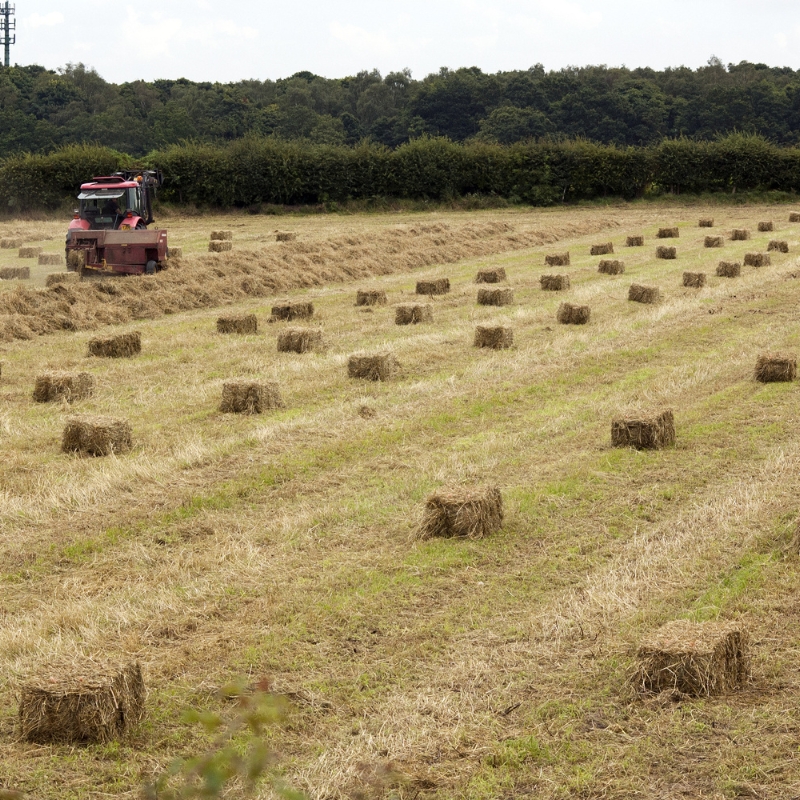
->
[556,302,590,325]
[590,242,614,256]
[683,272,707,288]
[598,259,625,275]
[395,304,433,325]
[657,227,679,238]
[0,237,23,248]
[347,353,399,381]
[417,485,503,540]
[220,380,285,413]
[477,287,514,306]
[209,240,233,253]
[757,221,774,232]
[269,301,314,322]
[730,229,750,241]
[167,246,183,258]
[545,252,570,266]
[755,353,796,383]
[716,261,741,278]
[767,240,789,253]
[699,218,714,227]
[655,246,676,260]
[46,272,79,287]
[744,252,770,268]
[475,267,506,283]
[277,327,323,353]
[0,267,30,280]
[66,250,86,270]
[216,313,258,334]
[18,659,145,744]
[416,278,450,296]
[790,212,800,223]
[33,371,94,403]
[356,289,387,306]
[87,331,141,358]
[539,274,570,291]
[210,230,233,240]
[625,235,644,247]
[18,246,42,258]
[61,415,133,456]
[474,325,513,349]
[628,284,661,304]
[704,236,724,248]
[276,231,296,242]
[634,620,749,697]
[611,408,675,450]
[38,253,63,266]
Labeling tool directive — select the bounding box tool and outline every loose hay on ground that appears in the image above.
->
[474,325,513,349]
[277,327,323,353]
[731,229,750,241]
[628,284,662,304]
[590,242,613,256]
[598,259,625,275]
[683,272,707,288]
[356,289,387,306]
[18,246,42,258]
[717,261,741,277]
[416,485,503,540]
[395,304,433,325]
[755,353,796,382]
[270,301,314,322]
[539,274,570,291]
[545,253,570,266]
[33,371,94,403]
[557,302,590,325]
[657,227,679,238]
[475,267,506,283]
[626,236,644,247]
[0,267,30,280]
[744,253,770,267]
[611,408,675,450]
[704,236,724,248]
[87,331,141,358]
[217,314,258,334]
[61,415,133,456]
[348,353,399,381]
[416,278,450,295]
[46,272,79,287]
[655,246,676,260]
[768,240,789,253]
[220,380,285,413]
[477,287,513,306]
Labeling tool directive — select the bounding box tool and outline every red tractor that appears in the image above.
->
[65,170,168,276]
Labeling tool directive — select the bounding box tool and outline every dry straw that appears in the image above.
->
[744,253,770,267]
[611,409,675,450]
[277,327,323,353]
[18,659,145,744]
[276,231,296,242]
[767,240,789,253]
[755,353,796,383]
[46,272,79,287]
[395,304,433,325]
[716,261,741,278]
[545,253,570,266]
[477,287,513,306]
[67,250,85,270]
[757,221,774,232]
[18,246,42,258]
[790,212,800,222]
[220,380,284,413]
[683,272,707,288]
[655,246,676,260]
[598,259,625,275]
[348,353,399,381]
[416,485,503,540]
[38,253,63,266]
[416,278,450,295]
[731,229,750,241]
[209,240,232,253]
[539,274,570,291]
[626,235,644,247]
[590,242,613,256]
[633,620,749,697]
[62,415,133,456]
[270,301,314,322]
[356,289,387,306]
[0,237,23,248]
[657,227,679,238]
[475,267,506,283]
[699,218,714,227]
[167,246,183,259]
[88,331,141,358]
[557,302,590,325]
[474,325,513,349]
[210,230,233,240]
[217,314,258,334]
[628,284,661,304]
[0,267,30,280]
[33,371,94,403]
[704,236,724,248]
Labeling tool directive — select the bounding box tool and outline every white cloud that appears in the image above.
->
[27,11,65,28]
[330,22,399,56]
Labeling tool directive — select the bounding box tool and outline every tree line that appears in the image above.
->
[3,58,800,156]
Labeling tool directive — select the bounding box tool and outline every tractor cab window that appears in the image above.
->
[126,188,143,217]
[77,190,127,229]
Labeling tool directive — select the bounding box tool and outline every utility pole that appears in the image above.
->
[0,3,15,68]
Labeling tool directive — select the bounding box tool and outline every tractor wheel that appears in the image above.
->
[145,260,157,275]
[136,221,146,230]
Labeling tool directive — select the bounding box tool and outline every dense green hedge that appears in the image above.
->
[2,134,799,212]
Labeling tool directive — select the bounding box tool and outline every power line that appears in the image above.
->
[1,3,15,68]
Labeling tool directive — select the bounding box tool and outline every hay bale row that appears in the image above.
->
[0,237,23,248]
[655,246,676,260]
[416,278,450,296]
[270,301,314,322]
[657,227,679,238]
[356,289,387,306]
[217,314,257,334]
[757,221,774,232]
[209,240,232,253]
[744,253,770,268]
[704,236,724,248]
[590,242,613,256]
[545,253,570,266]
[395,304,432,325]
[18,246,42,258]
[277,327,323,353]
[477,287,513,307]
[87,331,141,358]
[62,415,132,456]
[416,485,503,540]
[699,218,714,227]
[0,267,30,280]
[39,253,63,266]
[539,274,570,291]
[767,240,789,253]
[33,372,94,403]
[683,272,706,288]
[598,259,624,275]
[730,229,750,241]
[474,325,513,349]
[557,302,590,325]
[220,380,284,413]
[46,272,79,287]
[611,409,675,450]
[628,284,661,304]
[716,261,741,278]
[348,353,399,381]
[755,353,796,383]
[626,236,644,247]
[475,267,506,283]
[210,230,233,241]
[276,231,296,242]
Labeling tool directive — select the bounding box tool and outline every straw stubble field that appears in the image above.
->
[1,206,800,798]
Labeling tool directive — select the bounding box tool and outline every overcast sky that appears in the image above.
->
[11,0,800,84]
